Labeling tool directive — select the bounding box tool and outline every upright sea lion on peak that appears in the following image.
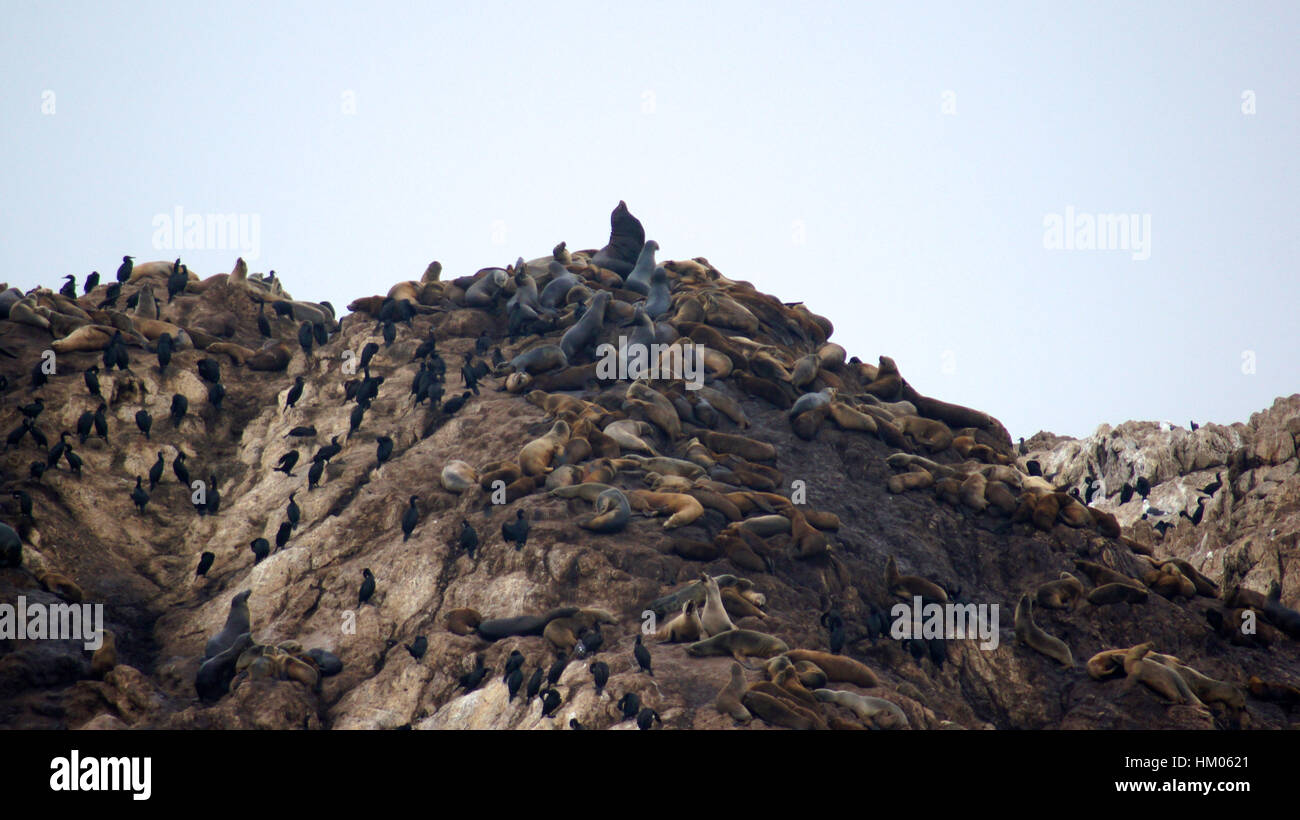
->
[589,200,645,275]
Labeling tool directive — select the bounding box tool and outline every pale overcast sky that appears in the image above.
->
[1,1,1296,439]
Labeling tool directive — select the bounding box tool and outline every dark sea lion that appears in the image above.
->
[474,606,581,642]
[590,201,646,275]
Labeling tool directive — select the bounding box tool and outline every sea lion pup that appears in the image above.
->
[687,630,790,668]
[1122,643,1202,706]
[699,573,736,636]
[196,632,253,702]
[444,608,482,636]
[1013,594,1072,668]
[885,555,948,603]
[1035,572,1085,610]
[578,487,631,533]
[518,419,570,476]
[1087,582,1150,606]
[657,600,705,643]
[699,430,776,463]
[441,460,479,493]
[721,586,766,620]
[462,267,509,308]
[814,689,909,730]
[90,629,117,678]
[782,649,881,687]
[204,590,253,660]
[715,662,753,722]
[474,606,581,642]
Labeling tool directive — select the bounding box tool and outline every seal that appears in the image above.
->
[464,268,509,308]
[1087,582,1149,605]
[578,487,632,533]
[627,490,705,529]
[715,662,752,722]
[444,608,482,636]
[560,290,610,362]
[623,240,660,295]
[741,688,826,730]
[1123,643,1202,705]
[686,629,790,668]
[474,606,581,642]
[814,689,909,729]
[1035,572,1085,610]
[503,344,568,376]
[1013,594,1072,668]
[196,632,253,702]
[204,590,252,660]
[590,201,646,275]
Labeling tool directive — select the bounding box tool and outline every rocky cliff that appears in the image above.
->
[1,204,1298,730]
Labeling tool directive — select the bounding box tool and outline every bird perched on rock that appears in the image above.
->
[502,509,530,550]
[401,496,419,541]
[196,551,215,577]
[358,568,376,606]
[633,634,652,675]
[405,636,427,660]
[250,539,270,563]
[590,660,610,694]
[458,655,490,692]
[458,519,478,557]
[539,688,561,717]
[636,708,661,730]
[130,476,149,513]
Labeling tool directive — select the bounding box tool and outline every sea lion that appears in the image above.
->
[445,608,482,636]
[721,586,765,619]
[1074,559,1138,588]
[578,487,631,533]
[206,341,256,365]
[623,240,660,295]
[1013,594,1072,668]
[90,630,117,678]
[1123,643,1202,705]
[474,606,581,642]
[657,600,704,643]
[1035,572,1085,610]
[1263,582,1300,639]
[699,431,776,463]
[694,385,749,428]
[627,490,705,529]
[885,555,948,603]
[559,290,610,363]
[464,268,509,308]
[715,662,753,722]
[782,649,881,687]
[519,419,570,476]
[504,344,568,376]
[204,590,252,660]
[741,689,826,730]
[441,460,479,493]
[700,573,736,636]
[195,632,253,702]
[814,689,909,730]
[246,342,293,371]
[1087,582,1150,606]
[36,569,83,602]
[687,630,790,668]
[590,201,646,275]
[51,324,117,354]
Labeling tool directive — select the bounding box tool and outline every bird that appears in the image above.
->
[458,655,490,692]
[98,281,121,308]
[46,432,71,468]
[30,361,48,389]
[307,460,324,491]
[312,322,328,348]
[148,451,165,490]
[617,692,641,721]
[461,360,480,395]
[5,419,30,449]
[401,496,419,541]
[276,521,293,550]
[75,410,94,444]
[590,661,610,694]
[19,398,44,419]
[207,382,225,410]
[196,551,215,577]
[506,667,524,701]
[12,490,33,518]
[83,271,100,294]
[382,321,396,347]
[115,255,134,284]
[1153,520,1173,537]
[1201,473,1223,496]
[130,476,149,513]
[172,452,191,488]
[375,436,394,469]
[636,708,661,730]
[349,404,366,437]
[546,654,567,686]
[135,409,152,439]
[250,538,270,563]
[820,609,846,655]
[166,260,187,302]
[197,358,221,384]
[577,625,603,657]
[569,718,586,730]
[457,519,478,557]
[501,509,529,550]
[633,634,652,675]
[170,394,188,426]
[1190,420,1199,431]
[286,493,300,529]
[1181,497,1207,526]
[204,475,221,515]
[539,688,561,718]
[405,636,428,661]
[1084,477,1099,504]
[83,366,101,399]
[475,330,490,356]
[29,461,46,481]
[1135,476,1151,499]
[313,436,342,464]
[284,376,305,411]
[358,568,376,606]
[525,670,546,701]
[275,451,300,475]
[91,403,109,441]
[1026,460,1042,477]
[1120,483,1135,504]
[155,333,173,372]
[257,304,272,337]
[286,425,317,438]
[64,447,83,475]
[297,323,313,355]
[360,342,379,370]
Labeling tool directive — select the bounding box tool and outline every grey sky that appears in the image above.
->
[1,1,1295,439]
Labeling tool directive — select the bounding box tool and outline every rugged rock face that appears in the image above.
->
[1,212,1298,730]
